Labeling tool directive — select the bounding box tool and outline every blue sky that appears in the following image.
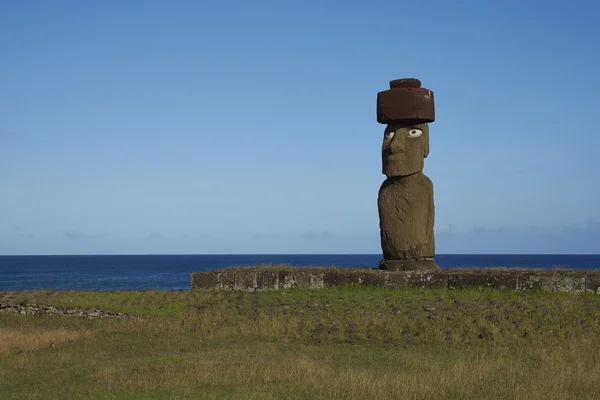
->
[1,0,599,255]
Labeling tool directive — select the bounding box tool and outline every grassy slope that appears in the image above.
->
[1,286,600,399]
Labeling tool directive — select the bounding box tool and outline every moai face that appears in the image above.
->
[382,122,429,177]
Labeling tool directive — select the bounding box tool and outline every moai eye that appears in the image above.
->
[407,128,423,138]
[384,130,395,140]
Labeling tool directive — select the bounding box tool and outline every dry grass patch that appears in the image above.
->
[89,340,600,399]
[0,327,91,356]
[2,286,600,399]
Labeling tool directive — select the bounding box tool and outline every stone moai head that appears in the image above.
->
[377,78,435,177]
[382,122,429,177]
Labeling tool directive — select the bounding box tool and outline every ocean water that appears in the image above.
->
[1,254,599,291]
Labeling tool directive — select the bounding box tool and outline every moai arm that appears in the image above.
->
[426,174,435,257]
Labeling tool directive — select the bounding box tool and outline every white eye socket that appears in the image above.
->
[384,130,395,140]
[408,128,423,138]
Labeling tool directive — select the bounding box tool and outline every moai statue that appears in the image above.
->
[376,78,438,271]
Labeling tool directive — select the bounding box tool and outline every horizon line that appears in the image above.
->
[1,253,599,257]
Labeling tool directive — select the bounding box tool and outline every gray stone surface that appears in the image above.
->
[403,271,448,288]
[450,273,518,290]
[0,303,133,318]
[191,267,600,294]
[516,273,586,293]
[585,272,600,294]
[379,259,438,271]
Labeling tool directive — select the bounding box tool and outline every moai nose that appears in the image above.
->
[389,132,404,153]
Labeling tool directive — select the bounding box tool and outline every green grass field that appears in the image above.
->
[2,286,600,399]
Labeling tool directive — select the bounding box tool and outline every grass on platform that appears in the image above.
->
[1,285,600,399]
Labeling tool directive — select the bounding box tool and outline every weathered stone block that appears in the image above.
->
[585,273,600,294]
[488,274,519,290]
[451,273,517,290]
[558,276,586,293]
[323,271,348,286]
[517,273,585,293]
[517,273,546,291]
[257,270,278,290]
[347,272,363,285]
[385,272,407,288]
[380,259,438,271]
[191,272,218,289]
[233,272,257,291]
[405,272,448,288]
[277,270,296,288]
[293,270,324,289]
[361,271,387,286]
[218,270,236,290]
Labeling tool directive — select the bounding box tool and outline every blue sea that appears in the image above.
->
[1,254,599,291]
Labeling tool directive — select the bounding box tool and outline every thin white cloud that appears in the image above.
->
[62,230,90,239]
[436,220,600,254]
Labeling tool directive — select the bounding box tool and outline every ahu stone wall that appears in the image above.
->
[191,266,600,294]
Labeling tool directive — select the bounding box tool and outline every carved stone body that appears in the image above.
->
[376,78,438,271]
[378,172,435,261]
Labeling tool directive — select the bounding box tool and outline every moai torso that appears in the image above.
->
[378,172,434,260]
[376,78,438,271]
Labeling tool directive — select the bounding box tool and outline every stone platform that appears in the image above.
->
[191,266,600,294]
